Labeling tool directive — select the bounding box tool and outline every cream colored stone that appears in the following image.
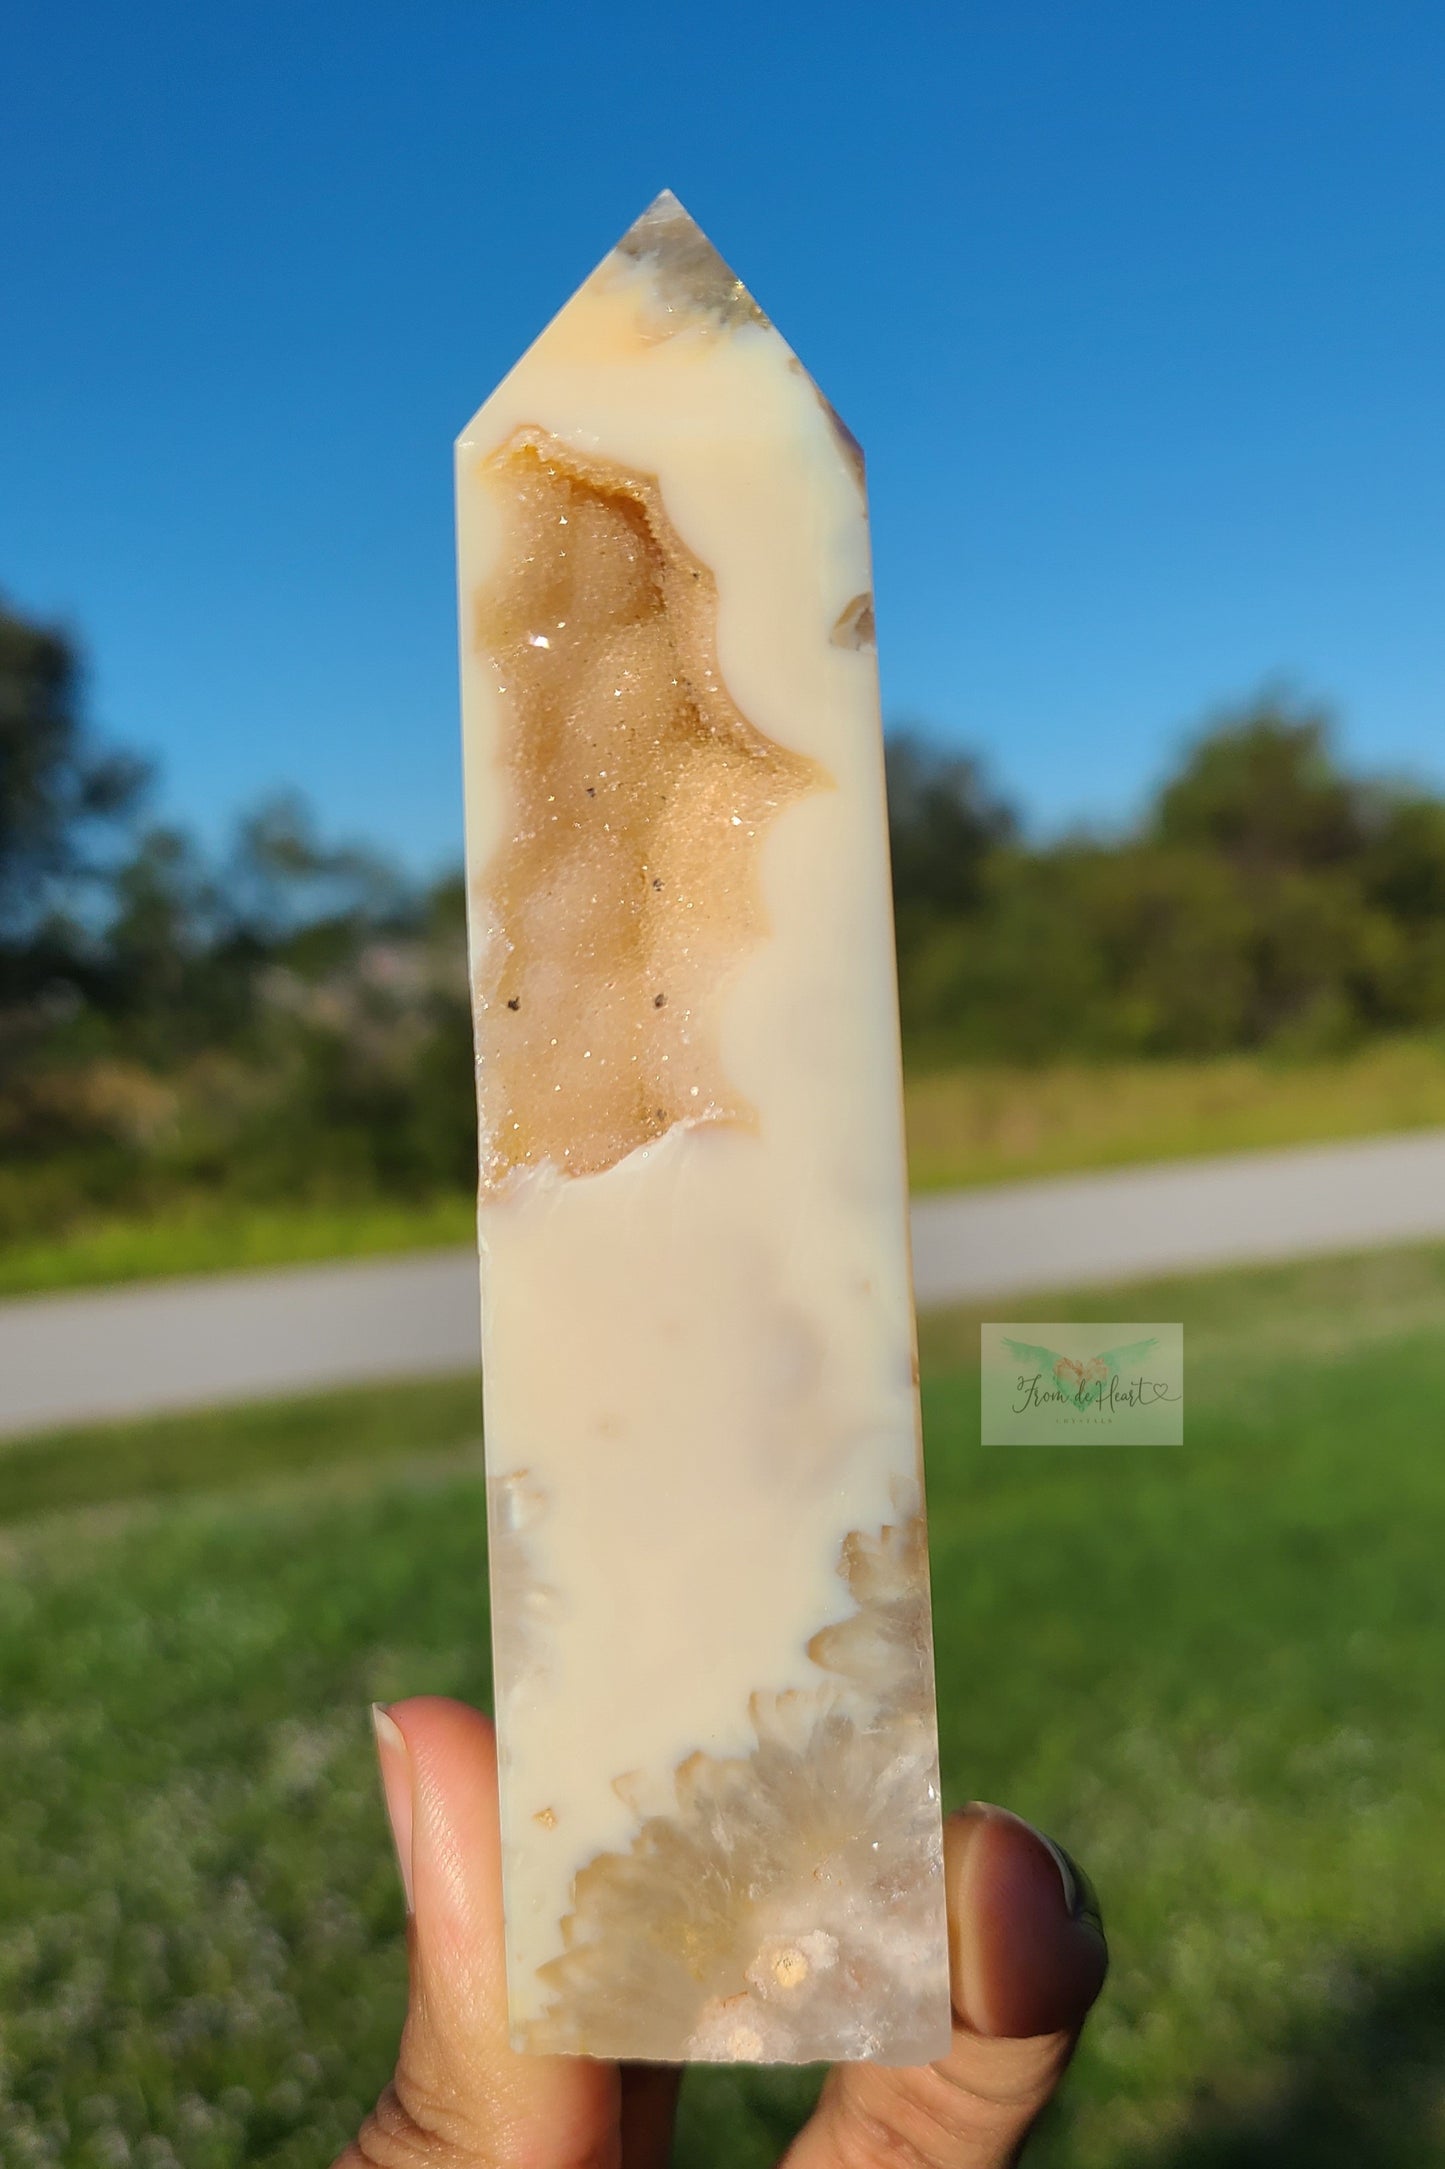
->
[455,191,950,2064]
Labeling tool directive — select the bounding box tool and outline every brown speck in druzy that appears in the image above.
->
[652,878,663,891]
[654,992,666,1008]
[507,997,521,1011]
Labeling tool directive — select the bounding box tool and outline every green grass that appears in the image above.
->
[0,1374,484,1526]
[903,1034,1445,1191]
[3,1246,1445,2164]
[7,1039,1445,1296]
[0,1193,477,1300]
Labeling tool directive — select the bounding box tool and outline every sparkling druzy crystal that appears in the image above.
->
[455,191,952,2064]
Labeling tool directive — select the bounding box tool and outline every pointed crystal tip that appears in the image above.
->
[615,191,770,330]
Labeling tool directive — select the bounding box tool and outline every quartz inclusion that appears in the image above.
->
[469,427,819,1186]
[455,192,952,2064]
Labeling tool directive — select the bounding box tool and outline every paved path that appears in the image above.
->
[4,1128,1445,1438]
[0,1250,482,1440]
[909,1126,1445,1303]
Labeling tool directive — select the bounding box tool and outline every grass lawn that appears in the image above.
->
[0,1194,478,1301]
[6,1037,1445,1297]
[902,1033,1445,1191]
[3,1244,1444,2164]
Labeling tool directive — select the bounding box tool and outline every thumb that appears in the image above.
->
[784,1802,1108,2168]
[334,1696,622,2168]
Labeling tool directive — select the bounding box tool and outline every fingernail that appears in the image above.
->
[372,1703,415,1915]
[1031,1828,1105,1943]
[948,1803,1108,2038]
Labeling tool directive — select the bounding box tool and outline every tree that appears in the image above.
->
[1153,696,1363,874]
[0,598,148,939]
[885,730,1017,917]
[1361,792,1445,924]
[222,790,404,954]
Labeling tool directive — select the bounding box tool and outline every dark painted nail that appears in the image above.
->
[948,1804,1109,2039]
[1034,1830,1106,1944]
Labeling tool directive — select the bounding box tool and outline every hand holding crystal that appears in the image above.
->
[334,1698,1107,2169]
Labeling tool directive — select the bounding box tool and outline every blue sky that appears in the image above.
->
[4,2,1443,872]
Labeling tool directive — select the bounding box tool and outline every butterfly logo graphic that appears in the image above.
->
[1002,1335,1160,1399]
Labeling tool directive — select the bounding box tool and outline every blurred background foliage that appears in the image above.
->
[1,598,477,1252]
[6,592,1445,1258]
[888,709,1445,1065]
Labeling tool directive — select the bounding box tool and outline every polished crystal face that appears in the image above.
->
[456,194,951,2065]
[520,1507,942,2062]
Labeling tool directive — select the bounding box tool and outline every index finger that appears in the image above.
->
[335,1697,630,2169]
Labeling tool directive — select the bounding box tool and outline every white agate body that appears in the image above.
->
[454,193,950,2064]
